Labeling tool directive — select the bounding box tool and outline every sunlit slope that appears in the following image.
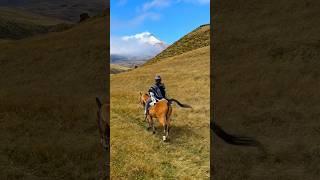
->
[0,16,107,179]
[111,46,210,179]
[110,64,131,74]
[146,24,210,65]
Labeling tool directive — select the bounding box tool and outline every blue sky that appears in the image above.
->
[111,0,210,44]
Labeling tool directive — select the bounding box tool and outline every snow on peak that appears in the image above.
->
[111,32,169,61]
[122,32,165,46]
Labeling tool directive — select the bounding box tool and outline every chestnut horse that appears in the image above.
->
[139,93,259,145]
[139,92,192,141]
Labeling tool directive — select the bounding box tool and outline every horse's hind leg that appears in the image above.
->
[158,116,167,141]
[166,122,171,140]
[162,124,167,141]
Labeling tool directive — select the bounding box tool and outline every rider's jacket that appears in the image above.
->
[148,83,166,101]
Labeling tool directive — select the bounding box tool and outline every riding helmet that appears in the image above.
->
[155,75,161,80]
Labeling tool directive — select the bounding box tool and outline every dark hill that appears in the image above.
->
[213,0,320,179]
[0,15,107,179]
[0,0,105,22]
[0,7,73,39]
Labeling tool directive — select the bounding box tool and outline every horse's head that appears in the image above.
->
[139,92,149,107]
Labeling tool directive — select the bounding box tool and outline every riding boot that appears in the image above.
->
[144,110,148,122]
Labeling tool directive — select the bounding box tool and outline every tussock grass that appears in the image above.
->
[111,46,210,178]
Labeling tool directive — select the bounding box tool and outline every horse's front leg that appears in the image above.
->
[146,115,152,131]
[151,118,156,134]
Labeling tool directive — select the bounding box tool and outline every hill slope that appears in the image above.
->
[0,0,105,22]
[110,64,131,74]
[212,0,320,179]
[0,7,72,39]
[110,28,210,178]
[0,15,107,179]
[146,24,210,65]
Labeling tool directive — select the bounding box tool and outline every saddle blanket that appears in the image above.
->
[149,98,165,106]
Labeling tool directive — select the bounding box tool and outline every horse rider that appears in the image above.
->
[144,75,166,115]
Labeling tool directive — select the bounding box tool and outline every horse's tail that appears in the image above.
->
[166,101,171,122]
[96,97,102,109]
[211,122,260,146]
[168,98,192,108]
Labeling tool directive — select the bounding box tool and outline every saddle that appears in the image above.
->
[149,99,159,107]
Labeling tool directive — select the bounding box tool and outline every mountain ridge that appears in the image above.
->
[145,24,210,65]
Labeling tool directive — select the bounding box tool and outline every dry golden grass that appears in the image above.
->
[146,25,210,65]
[110,64,131,74]
[111,46,210,179]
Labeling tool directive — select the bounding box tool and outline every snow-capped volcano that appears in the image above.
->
[122,32,167,48]
[111,32,168,64]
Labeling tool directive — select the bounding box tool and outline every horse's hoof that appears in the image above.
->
[147,127,151,131]
[162,136,166,141]
[153,131,155,134]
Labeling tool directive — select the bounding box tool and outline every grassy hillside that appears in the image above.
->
[0,7,68,25]
[110,31,210,178]
[0,7,72,39]
[0,0,105,22]
[0,15,107,179]
[110,64,131,74]
[146,24,210,65]
[212,0,320,179]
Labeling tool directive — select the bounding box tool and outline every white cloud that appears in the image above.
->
[142,0,172,11]
[177,0,210,5]
[112,0,208,30]
[116,0,127,6]
[122,32,163,45]
[141,0,210,11]
[111,32,168,59]
[130,12,161,26]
